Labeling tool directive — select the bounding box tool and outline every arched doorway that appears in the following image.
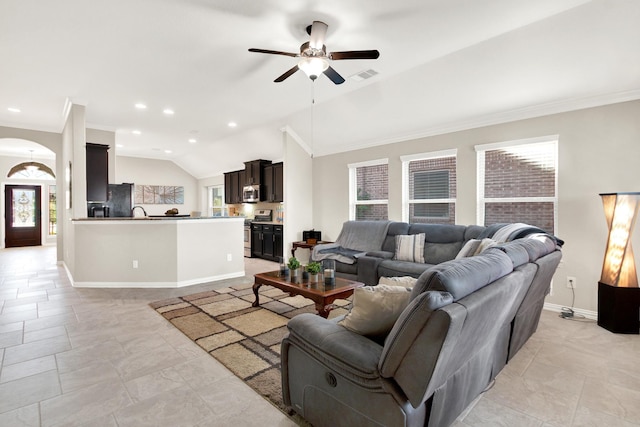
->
[1,138,57,248]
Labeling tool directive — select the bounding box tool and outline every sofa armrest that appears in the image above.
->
[357,255,386,285]
[365,251,394,259]
[285,313,383,382]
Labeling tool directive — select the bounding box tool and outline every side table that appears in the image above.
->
[291,240,333,258]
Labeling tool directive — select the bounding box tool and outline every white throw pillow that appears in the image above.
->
[339,285,412,337]
[473,238,497,255]
[455,239,481,259]
[378,276,418,288]
[394,233,425,263]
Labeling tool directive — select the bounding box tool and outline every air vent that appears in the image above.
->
[350,69,379,82]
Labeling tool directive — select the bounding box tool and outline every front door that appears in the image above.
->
[4,185,42,248]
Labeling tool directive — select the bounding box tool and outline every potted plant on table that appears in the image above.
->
[288,257,301,280]
[306,261,322,283]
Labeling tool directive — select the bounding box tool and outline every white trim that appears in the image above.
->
[400,149,457,163]
[474,135,559,152]
[401,151,458,223]
[353,199,388,205]
[71,272,245,288]
[347,158,388,169]
[281,125,312,157]
[476,138,558,231]
[409,198,456,204]
[544,303,597,321]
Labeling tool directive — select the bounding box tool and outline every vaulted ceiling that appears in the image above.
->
[1,0,639,178]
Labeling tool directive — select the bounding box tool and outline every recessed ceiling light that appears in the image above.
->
[132,130,141,135]
[163,109,174,115]
[135,103,147,109]
[116,144,124,148]
[228,122,237,128]
[188,138,197,143]
[164,150,172,154]
[7,107,21,113]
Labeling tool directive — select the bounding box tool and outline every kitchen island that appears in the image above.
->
[68,216,244,288]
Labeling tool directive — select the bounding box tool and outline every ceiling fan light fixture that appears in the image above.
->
[298,57,329,80]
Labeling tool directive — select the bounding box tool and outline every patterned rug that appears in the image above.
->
[150,281,350,420]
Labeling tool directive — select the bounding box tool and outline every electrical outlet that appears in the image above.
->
[566,276,576,289]
[227,254,232,261]
[132,260,139,269]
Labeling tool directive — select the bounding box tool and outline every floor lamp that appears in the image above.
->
[598,192,640,334]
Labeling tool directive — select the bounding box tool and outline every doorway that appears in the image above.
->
[4,184,42,247]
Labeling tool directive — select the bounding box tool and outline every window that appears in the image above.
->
[349,159,388,220]
[476,136,558,233]
[401,150,457,224]
[208,185,225,217]
[48,185,57,235]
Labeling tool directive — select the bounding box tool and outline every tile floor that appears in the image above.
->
[0,245,639,426]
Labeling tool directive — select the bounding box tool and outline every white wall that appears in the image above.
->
[283,129,314,263]
[115,156,199,216]
[312,100,640,313]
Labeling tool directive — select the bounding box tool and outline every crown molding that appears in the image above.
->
[314,89,640,158]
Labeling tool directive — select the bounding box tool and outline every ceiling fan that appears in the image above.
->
[248,20,380,85]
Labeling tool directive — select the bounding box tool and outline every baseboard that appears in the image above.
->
[543,303,597,320]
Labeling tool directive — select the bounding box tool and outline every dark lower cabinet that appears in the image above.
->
[252,223,283,261]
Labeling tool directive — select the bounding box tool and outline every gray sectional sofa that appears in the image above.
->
[311,220,558,286]
[283,221,563,427]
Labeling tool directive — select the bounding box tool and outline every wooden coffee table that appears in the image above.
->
[253,271,363,318]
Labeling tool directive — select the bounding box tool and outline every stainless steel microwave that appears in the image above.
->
[243,185,260,203]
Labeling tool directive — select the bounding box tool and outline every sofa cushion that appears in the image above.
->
[410,250,513,301]
[379,276,418,288]
[485,241,530,268]
[394,233,425,263]
[381,222,411,253]
[378,259,435,279]
[339,285,412,338]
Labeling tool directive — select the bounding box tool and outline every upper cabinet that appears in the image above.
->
[225,159,283,204]
[86,143,109,202]
[264,162,283,203]
[224,170,244,204]
[244,160,271,185]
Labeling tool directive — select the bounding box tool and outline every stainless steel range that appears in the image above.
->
[243,219,252,258]
[244,209,272,258]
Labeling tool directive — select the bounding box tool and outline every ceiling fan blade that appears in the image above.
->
[329,50,380,60]
[309,21,328,50]
[248,48,298,58]
[323,66,345,85]
[274,65,299,82]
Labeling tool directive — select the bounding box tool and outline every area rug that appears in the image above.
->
[150,281,350,420]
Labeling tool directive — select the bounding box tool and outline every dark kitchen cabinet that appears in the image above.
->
[251,223,283,261]
[86,143,109,202]
[263,162,284,202]
[224,170,245,204]
[273,224,283,260]
[244,160,271,185]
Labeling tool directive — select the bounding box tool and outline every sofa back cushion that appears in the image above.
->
[408,224,467,264]
[381,222,410,252]
[410,250,513,302]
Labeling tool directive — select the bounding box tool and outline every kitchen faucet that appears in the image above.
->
[131,205,147,217]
